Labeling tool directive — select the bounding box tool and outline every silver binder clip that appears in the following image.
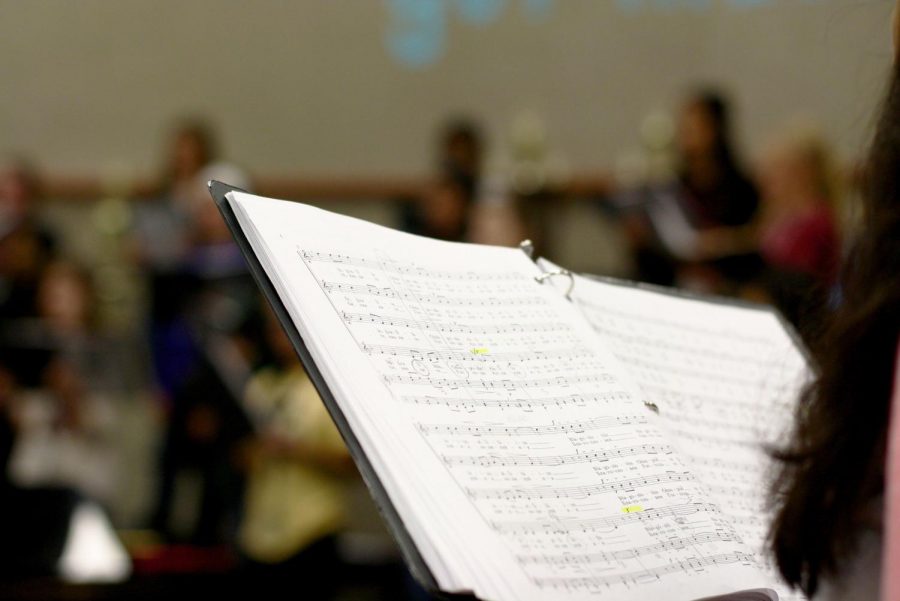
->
[519,239,535,259]
[534,268,575,300]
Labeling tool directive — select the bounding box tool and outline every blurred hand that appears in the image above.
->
[694,227,740,260]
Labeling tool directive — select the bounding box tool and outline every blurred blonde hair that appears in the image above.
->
[764,118,841,205]
[760,118,852,236]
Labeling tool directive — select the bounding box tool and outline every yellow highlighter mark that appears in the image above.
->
[622,505,643,514]
[471,348,490,356]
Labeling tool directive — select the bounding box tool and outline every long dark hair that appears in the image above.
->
[769,62,900,595]
[684,89,743,178]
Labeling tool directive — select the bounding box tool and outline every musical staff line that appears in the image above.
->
[467,471,694,500]
[663,427,759,449]
[588,328,777,369]
[300,249,526,281]
[417,414,647,437]
[640,384,772,413]
[342,311,571,335]
[618,355,759,386]
[404,392,631,412]
[442,443,672,467]
[384,372,616,389]
[576,298,772,345]
[363,343,592,364]
[516,531,738,565]
[491,502,720,534]
[533,552,755,589]
[686,455,758,474]
[322,281,546,307]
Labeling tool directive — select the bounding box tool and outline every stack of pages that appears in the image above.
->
[220,186,810,601]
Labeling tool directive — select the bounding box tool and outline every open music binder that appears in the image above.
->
[209,181,811,601]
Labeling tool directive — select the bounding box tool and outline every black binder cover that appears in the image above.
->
[208,181,475,599]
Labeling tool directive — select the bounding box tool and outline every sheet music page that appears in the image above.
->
[228,191,775,601]
[554,267,810,601]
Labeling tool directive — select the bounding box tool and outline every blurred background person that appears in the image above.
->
[619,88,760,290]
[754,124,841,325]
[677,90,759,234]
[132,120,218,273]
[133,120,222,403]
[145,130,259,546]
[6,261,118,507]
[0,158,56,320]
[238,306,353,597]
[402,118,483,242]
[695,122,842,336]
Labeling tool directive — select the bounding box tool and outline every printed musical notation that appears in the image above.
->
[403,391,631,412]
[295,246,764,597]
[491,502,722,534]
[231,192,786,600]
[385,372,616,389]
[570,275,809,598]
[533,552,755,590]
[323,280,547,307]
[467,471,694,499]
[441,442,673,467]
[300,249,526,281]
[416,414,647,436]
[363,343,593,363]
[516,531,737,565]
[342,311,570,335]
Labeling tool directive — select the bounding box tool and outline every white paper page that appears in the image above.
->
[232,196,478,593]
[557,268,810,601]
[229,191,773,601]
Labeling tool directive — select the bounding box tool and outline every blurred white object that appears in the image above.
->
[9,391,118,506]
[469,172,526,247]
[645,188,700,260]
[58,502,131,584]
[199,162,251,194]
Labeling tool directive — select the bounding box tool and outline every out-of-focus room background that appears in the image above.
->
[0,0,892,598]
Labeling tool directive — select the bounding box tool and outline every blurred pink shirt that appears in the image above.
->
[882,340,900,601]
[760,206,839,284]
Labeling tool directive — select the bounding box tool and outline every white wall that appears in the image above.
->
[0,0,892,176]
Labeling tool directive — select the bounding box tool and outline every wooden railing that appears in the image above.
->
[39,173,613,203]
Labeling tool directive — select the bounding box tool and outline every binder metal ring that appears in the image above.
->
[519,239,535,259]
[535,269,575,300]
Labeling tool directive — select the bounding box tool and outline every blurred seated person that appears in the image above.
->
[402,119,483,241]
[0,358,82,578]
[0,344,128,583]
[5,259,118,508]
[0,158,56,319]
[696,124,841,333]
[621,89,759,289]
[7,353,117,508]
[238,307,353,591]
